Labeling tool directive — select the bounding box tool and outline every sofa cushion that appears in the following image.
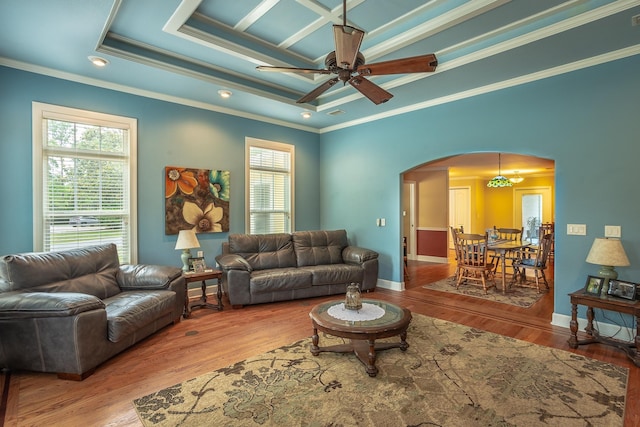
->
[300,264,364,286]
[292,230,347,267]
[104,290,176,342]
[229,233,296,270]
[0,244,121,297]
[250,268,312,294]
[30,269,121,300]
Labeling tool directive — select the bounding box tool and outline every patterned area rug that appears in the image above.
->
[133,314,627,426]
[423,275,549,307]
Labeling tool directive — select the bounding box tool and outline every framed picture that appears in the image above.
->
[607,279,637,300]
[584,275,604,296]
[188,257,206,273]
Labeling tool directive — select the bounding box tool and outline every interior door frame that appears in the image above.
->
[402,181,416,260]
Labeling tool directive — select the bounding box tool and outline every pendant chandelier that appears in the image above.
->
[509,171,524,184]
[487,153,513,188]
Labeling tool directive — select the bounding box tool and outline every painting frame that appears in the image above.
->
[165,167,230,235]
[607,279,637,300]
[584,275,604,296]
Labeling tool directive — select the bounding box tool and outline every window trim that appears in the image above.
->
[245,137,294,234]
[32,102,138,262]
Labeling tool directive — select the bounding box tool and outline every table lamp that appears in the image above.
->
[175,229,200,272]
[585,237,630,298]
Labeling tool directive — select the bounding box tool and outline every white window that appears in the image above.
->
[32,103,137,263]
[246,138,294,234]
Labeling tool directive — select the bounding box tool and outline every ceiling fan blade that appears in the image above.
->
[256,65,332,75]
[348,76,393,105]
[297,77,340,104]
[358,54,438,76]
[333,25,364,70]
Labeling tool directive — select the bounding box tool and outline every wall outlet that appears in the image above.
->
[197,250,203,258]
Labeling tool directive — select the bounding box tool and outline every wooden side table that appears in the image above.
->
[183,269,223,317]
[568,289,640,367]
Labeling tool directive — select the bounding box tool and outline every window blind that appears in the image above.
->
[248,144,292,234]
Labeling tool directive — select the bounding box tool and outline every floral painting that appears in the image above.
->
[165,166,230,235]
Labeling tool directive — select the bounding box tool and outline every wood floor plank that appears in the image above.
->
[2,258,638,426]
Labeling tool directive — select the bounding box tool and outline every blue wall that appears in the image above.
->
[0,66,320,266]
[319,54,640,317]
[2,53,640,319]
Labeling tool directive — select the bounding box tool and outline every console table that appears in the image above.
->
[568,289,640,367]
[183,269,223,317]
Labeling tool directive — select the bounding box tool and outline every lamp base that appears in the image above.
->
[181,249,192,272]
[597,265,618,298]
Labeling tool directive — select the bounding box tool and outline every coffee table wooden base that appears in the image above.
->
[310,331,409,377]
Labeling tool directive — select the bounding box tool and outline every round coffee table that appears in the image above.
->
[309,299,412,377]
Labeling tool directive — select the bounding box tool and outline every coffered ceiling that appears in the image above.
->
[1,0,638,132]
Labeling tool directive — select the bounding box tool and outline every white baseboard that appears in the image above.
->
[376,278,404,291]
[552,312,636,342]
[415,255,448,263]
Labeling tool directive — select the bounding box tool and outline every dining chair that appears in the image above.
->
[456,232,495,294]
[450,226,464,280]
[511,232,553,293]
[539,222,554,260]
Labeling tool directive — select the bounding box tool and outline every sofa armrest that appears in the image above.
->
[342,246,379,265]
[0,291,105,319]
[216,254,252,272]
[117,265,182,290]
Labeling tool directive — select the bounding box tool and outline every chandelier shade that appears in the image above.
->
[487,153,513,188]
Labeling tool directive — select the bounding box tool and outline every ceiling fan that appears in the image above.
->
[256,0,438,105]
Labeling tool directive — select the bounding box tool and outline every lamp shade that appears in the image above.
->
[175,229,200,250]
[585,238,630,267]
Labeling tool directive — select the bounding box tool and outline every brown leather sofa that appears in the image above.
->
[0,244,185,380]
[215,230,378,307]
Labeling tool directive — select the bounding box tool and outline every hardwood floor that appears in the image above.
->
[2,259,638,426]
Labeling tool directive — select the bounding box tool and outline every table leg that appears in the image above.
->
[586,306,595,336]
[216,278,223,310]
[311,327,320,356]
[568,303,578,348]
[500,253,507,294]
[367,340,377,377]
[200,280,207,303]
[183,281,191,318]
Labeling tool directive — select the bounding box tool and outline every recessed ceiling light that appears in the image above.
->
[88,56,109,67]
[300,111,312,119]
[218,89,232,98]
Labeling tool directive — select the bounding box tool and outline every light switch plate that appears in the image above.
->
[604,225,621,238]
[567,224,586,235]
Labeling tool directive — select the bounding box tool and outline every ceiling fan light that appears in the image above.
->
[333,25,364,69]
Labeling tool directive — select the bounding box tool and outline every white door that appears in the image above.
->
[449,187,471,249]
[514,187,553,241]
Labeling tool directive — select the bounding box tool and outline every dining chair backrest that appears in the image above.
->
[540,223,554,235]
[528,231,553,267]
[496,227,523,242]
[457,233,489,267]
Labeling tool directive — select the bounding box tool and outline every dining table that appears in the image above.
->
[488,239,531,294]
